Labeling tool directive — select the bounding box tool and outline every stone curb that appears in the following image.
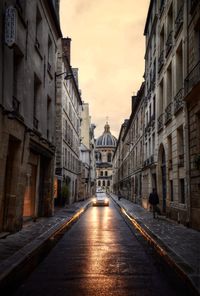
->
[0,200,92,292]
[110,194,200,296]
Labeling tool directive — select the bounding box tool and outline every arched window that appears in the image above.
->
[100,171,103,176]
[105,171,108,176]
[102,180,105,186]
[98,180,101,186]
[107,153,112,162]
[107,180,110,186]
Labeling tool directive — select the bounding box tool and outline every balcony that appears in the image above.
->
[174,88,184,114]
[165,31,173,57]
[158,50,164,73]
[185,60,200,97]
[157,113,164,132]
[175,5,184,38]
[165,102,172,124]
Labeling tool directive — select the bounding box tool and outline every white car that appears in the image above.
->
[93,192,109,206]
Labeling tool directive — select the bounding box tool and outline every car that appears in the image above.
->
[93,192,109,206]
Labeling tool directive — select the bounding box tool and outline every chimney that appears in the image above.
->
[62,37,71,65]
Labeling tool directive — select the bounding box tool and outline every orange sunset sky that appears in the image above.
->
[60,0,150,138]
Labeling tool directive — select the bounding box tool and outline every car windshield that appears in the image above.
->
[96,192,106,199]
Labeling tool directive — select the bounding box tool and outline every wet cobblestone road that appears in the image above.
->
[14,200,185,296]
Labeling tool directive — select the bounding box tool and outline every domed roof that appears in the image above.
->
[96,123,117,147]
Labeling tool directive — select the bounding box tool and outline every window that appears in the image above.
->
[98,181,101,186]
[107,153,112,162]
[65,149,67,167]
[33,74,41,129]
[177,126,184,167]
[13,50,23,106]
[16,0,26,19]
[159,79,164,115]
[102,181,105,186]
[176,42,183,94]
[153,97,155,117]
[167,4,173,37]
[170,180,173,201]
[105,171,108,176]
[100,171,103,176]
[47,36,53,73]
[36,7,42,51]
[167,134,172,169]
[47,96,51,140]
[179,178,185,204]
[107,180,110,187]
[166,63,172,105]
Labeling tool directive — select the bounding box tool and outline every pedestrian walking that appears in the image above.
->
[148,188,160,218]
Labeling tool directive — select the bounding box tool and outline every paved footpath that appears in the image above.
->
[110,193,200,295]
[0,199,92,290]
[0,194,200,294]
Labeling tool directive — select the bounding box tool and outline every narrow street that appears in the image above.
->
[14,200,184,296]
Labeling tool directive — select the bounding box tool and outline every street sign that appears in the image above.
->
[4,6,17,47]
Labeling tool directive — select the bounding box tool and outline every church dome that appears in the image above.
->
[96,123,117,147]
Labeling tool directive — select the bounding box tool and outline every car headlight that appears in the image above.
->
[92,198,96,203]
[105,198,109,203]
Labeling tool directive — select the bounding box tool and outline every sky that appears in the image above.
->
[60,0,150,138]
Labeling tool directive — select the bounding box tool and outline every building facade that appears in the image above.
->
[143,0,158,209]
[184,0,200,230]
[0,0,61,233]
[113,120,129,196]
[79,103,96,199]
[155,0,188,223]
[113,0,200,230]
[55,38,82,206]
[113,84,145,205]
[95,123,117,192]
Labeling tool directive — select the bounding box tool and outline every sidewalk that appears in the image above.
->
[0,198,92,291]
[110,193,200,295]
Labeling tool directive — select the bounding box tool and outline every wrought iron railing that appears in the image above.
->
[165,102,172,124]
[175,5,184,37]
[157,113,164,132]
[165,30,173,57]
[158,50,164,73]
[185,60,200,96]
[174,88,184,114]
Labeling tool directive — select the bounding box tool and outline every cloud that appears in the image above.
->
[60,0,149,138]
